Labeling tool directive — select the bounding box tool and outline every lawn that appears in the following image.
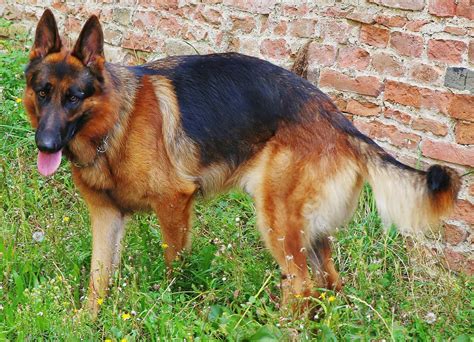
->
[0,32,472,341]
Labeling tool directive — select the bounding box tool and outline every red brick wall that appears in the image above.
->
[2,0,473,274]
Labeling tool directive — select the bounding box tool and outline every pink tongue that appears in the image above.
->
[37,150,62,177]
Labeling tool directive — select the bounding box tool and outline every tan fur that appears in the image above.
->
[150,76,200,181]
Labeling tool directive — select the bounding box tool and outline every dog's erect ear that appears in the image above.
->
[72,15,104,66]
[30,9,62,60]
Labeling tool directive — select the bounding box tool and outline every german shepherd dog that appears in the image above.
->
[24,10,460,316]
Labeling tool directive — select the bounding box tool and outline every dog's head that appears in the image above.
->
[24,9,107,176]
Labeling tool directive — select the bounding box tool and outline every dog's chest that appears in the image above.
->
[76,157,164,213]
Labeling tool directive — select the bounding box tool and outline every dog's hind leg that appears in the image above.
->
[154,192,195,267]
[256,207,312,306]
[308,236,342,291]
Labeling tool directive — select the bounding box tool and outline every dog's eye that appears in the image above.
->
[69,95,79,103]
[38,90,47,98]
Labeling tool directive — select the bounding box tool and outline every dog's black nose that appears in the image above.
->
[35,130,61,152]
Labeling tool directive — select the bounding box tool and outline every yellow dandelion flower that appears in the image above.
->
[97,298,104,305]
[121,312,131,321]
[294,294,302,299]
[16,98,22,103]
[63,216,70,223]
[104,339,112,342]
[161,243,169,249]
[120,339,127,342]
[328,295,336,302]
[320,292,326,300]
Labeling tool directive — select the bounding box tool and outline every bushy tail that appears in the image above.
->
[352,137,461,234]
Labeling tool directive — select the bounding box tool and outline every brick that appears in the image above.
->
[282,4,310,16]
[329,93,348,112]
[412,117,448,136]
[307,43,337,67]
[223,0,277,14]
[133,11,160,30]
[390,32,423,57]
[369,0,425,11]
[420,88,452,115]
[452,200,474,224]
[360,24,390,47]
[384,81,452,114]
[345,99,380,116]
[429,0,457,17]
[184,25,207,41]
[410,63,442,84]
[328,93,347,112]
[198,8,223,26]
[421,140,474,167]
[289,18,317,38]
[337,47,370,71]
[469,41,474,64]
[428,39,467,64]
[104,29,122,45]
[113,8,131,26]
[375,15,407,27]
[444,249,473,275]
[229,37,259,56]
[323,7,352,18]
[273,21,287,35]
[319,70,384,97]
[138,0,178,9]
[406,19,430,32]
[321,19,351,44]
[346,10,376,24]
[448,94,474,122]
[455,121,474,145]
[354,119,421,149]
[384,81,421,108]
[122,32,160,52]
[371,52,404,77]
[456,0,474,20]
[384,108,412,124]
[159,17,184,37]
[444,224,468,245]
[231,15,256,34]
[444,26,467,36]
[444,67,474,92]
[470,184,474,196]
[260,38,289,59]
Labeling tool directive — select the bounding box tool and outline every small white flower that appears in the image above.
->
[37,311,43,316]
[425,312,436,324]
[235,217,240,222]
[32,231,45,243]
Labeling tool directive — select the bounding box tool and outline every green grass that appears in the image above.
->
[1,36,472,341]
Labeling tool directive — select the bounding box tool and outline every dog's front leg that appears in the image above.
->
[86,204,125,317]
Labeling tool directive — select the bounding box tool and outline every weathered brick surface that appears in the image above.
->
[429,0,457,17]
[455,121,474,145]
[428,39,468,64]
[390,32,423,57]
[5,0,474,273]
[360,24,390,47]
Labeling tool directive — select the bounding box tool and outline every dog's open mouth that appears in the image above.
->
[37,150,62,176]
